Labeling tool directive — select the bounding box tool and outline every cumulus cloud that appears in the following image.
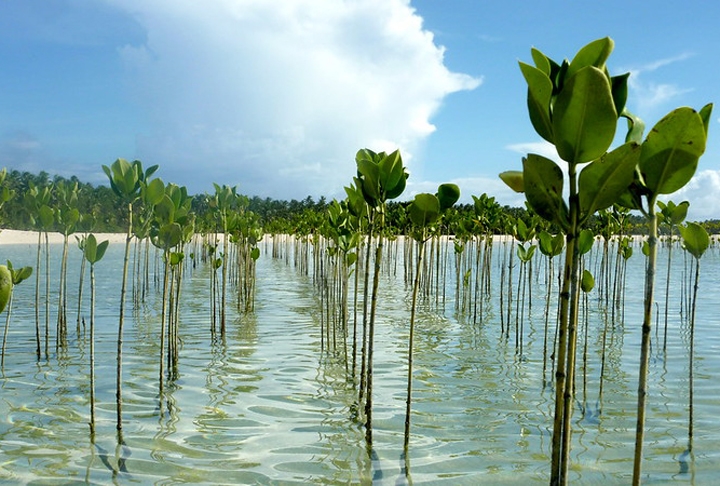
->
[623,53,694,115]
[667,170,720,221]
[107,0,480,198]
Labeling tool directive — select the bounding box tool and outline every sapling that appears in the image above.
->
[616,103,712,485]
[353,148,408,451]
[0,262,32,369]
[677,221,709,474]
[83,234,109,438]
[501,37,641,484]
[403,184,459,462]
[102,158,158,438]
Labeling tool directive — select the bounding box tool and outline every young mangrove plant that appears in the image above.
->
[353,148,407,451]
[615,103,711,485]
[102,158,158,438]
[403,183,459,463]
[22,182,53,360]
[82,234,109,438]
[677,221,709,474]
[54,180,80,348]
[0,261,32,369]
[657,200,688,353]
[501,37,641,484]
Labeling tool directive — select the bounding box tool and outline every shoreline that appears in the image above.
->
[0,229,127,245]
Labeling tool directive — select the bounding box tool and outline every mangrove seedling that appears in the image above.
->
[82,234,109,438]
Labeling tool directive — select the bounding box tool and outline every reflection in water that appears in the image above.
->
[0,240,719,483]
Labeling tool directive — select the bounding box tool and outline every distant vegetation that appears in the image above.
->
[2,167,713,237]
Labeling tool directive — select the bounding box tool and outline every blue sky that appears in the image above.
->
[1,1,720,219]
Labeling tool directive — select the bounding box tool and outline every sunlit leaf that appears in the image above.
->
[519,61,554,143]
[679,222,709,260]
[553,66,617,163]
[499,170,525,193]
[639,107,708,195]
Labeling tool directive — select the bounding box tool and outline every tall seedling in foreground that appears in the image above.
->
[354,148,407,452]
[102,158,158,439]
[404,184,459,463]
[82,234,109,438]
[617,104,711,485]
[501,37,640,484]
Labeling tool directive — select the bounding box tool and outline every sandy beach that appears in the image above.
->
[0,229,127,245]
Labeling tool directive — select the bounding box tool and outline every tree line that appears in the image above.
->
[0,167,696,237]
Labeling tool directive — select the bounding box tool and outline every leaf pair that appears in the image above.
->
[356,149,408,206]
[83,234,109,264]
[520,37,625,163]
[407,183,460,229]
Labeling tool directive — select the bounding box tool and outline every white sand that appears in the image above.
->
[0,229,127,245]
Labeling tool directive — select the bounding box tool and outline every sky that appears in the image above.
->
[2,1,720,220]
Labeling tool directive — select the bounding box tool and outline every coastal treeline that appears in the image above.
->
[0,167,702,237]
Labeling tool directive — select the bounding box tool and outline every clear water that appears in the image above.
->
[1,237,719,484]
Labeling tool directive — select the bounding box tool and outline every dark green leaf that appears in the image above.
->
[679,222,709,259]
[553,66,617,163]
[519,61,554,143]
[581,269,595,292]
[640,107,708,195]
[522,154,569,230]
[578,141,641,219]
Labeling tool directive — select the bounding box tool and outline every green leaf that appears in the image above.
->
[611,73,630,118]
[0,265,12,314]
[499,171,525,193]
[251,247,261,261]
[436,183,460,211]
[154,195,176,224]
[84,234,98,263]
[567,37,613,77]
[670,201,689,225]
[408,193,440,228]
[578,141,641,219]
[699,103,713,136]
[553,66,618,163]
[581,269,595,293]
[153,223,183,251]
[639,107,708,195]
[530,47,551,75]
[95,241,110,263]
[13,266,32,284]
[679,222,709,259]
[523,154,569,230]
[577,228,595,255]
[538,230,564,257]
[519,61,554,143]
[38,205,55,229]
[621,108,646,144]
[144,178,166,206]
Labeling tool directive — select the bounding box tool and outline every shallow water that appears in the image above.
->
[1,237,719,484]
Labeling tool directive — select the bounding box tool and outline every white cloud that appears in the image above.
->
[107,0,480,198]
[623,53,694,115]
[668,169,720,221]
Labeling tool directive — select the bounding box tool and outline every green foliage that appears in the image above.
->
[83,234,109,264]
[0,265,11,314]
[679,222,710,260]
[581,269,595,293]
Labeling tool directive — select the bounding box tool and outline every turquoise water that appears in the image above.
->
[1,237,719,484]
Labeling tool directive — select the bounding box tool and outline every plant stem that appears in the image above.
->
[632,202,658,485]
